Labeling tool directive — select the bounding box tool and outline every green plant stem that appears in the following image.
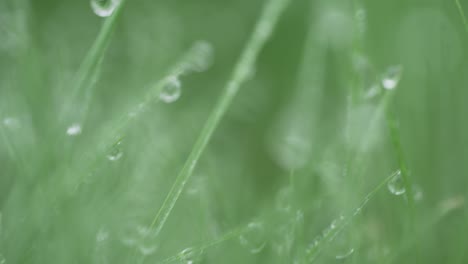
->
[62,0,126,123]
[67,42,213,194]
[306,170,400,262]
[148,0,291,236]
[387,112,415,227]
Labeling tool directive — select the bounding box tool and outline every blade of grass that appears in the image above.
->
[387,112,415,225]
[305,170,399,262]
[345,89,394,184]
[148,0,292,237]
[455,0,468,33]
[60,0,127,124]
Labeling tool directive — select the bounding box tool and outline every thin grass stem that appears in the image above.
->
[148,0,291,237]
[61,0,127,124]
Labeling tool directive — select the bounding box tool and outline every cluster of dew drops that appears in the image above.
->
[20,2,425,263]
[64,0,215,167]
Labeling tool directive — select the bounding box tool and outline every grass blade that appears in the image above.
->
[305,170,399,262]
[61,0,127,124]
[66,41,213,193]
[148,0,292,236]
[387,112,415,225]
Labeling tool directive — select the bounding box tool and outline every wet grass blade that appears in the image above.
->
[305,171,399,262]
[148,0,292,237]
[66,42,213,193]
[61,0,127,124]
[387,112,415,226]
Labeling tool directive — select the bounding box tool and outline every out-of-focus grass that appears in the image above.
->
[1,0,467,263]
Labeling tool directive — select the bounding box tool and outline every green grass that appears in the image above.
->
[1,0,468,263]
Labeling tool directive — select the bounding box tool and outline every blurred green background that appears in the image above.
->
[1,0,467,263]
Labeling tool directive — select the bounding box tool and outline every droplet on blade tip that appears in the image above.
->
[66,123,82,136]
[387,170,406,195]
[90,0,121,17]
[179,247,202,264]
[381,66,403,90]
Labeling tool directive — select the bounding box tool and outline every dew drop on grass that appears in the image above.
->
[179,247,202,264]
[107,141,123,161]
[387,170,406,195]
[90,0,121,17]
[239,222,267,254]
[159,76,182,103]
[66,123,82,136]
[381,66,403,90]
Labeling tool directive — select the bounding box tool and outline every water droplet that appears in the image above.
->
[179,247,202,264]
[322,219,339,238]
[239,222,266,254]
[159,76,181,103]
[90,0,121,17]
[107,141,123,161]
[387,170,406,195]
[381,66,403,90]
[66,123,82,136]
[0,254,5,264]
[335,248,355,260]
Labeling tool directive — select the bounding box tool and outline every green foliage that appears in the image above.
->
[1,0,467,263]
